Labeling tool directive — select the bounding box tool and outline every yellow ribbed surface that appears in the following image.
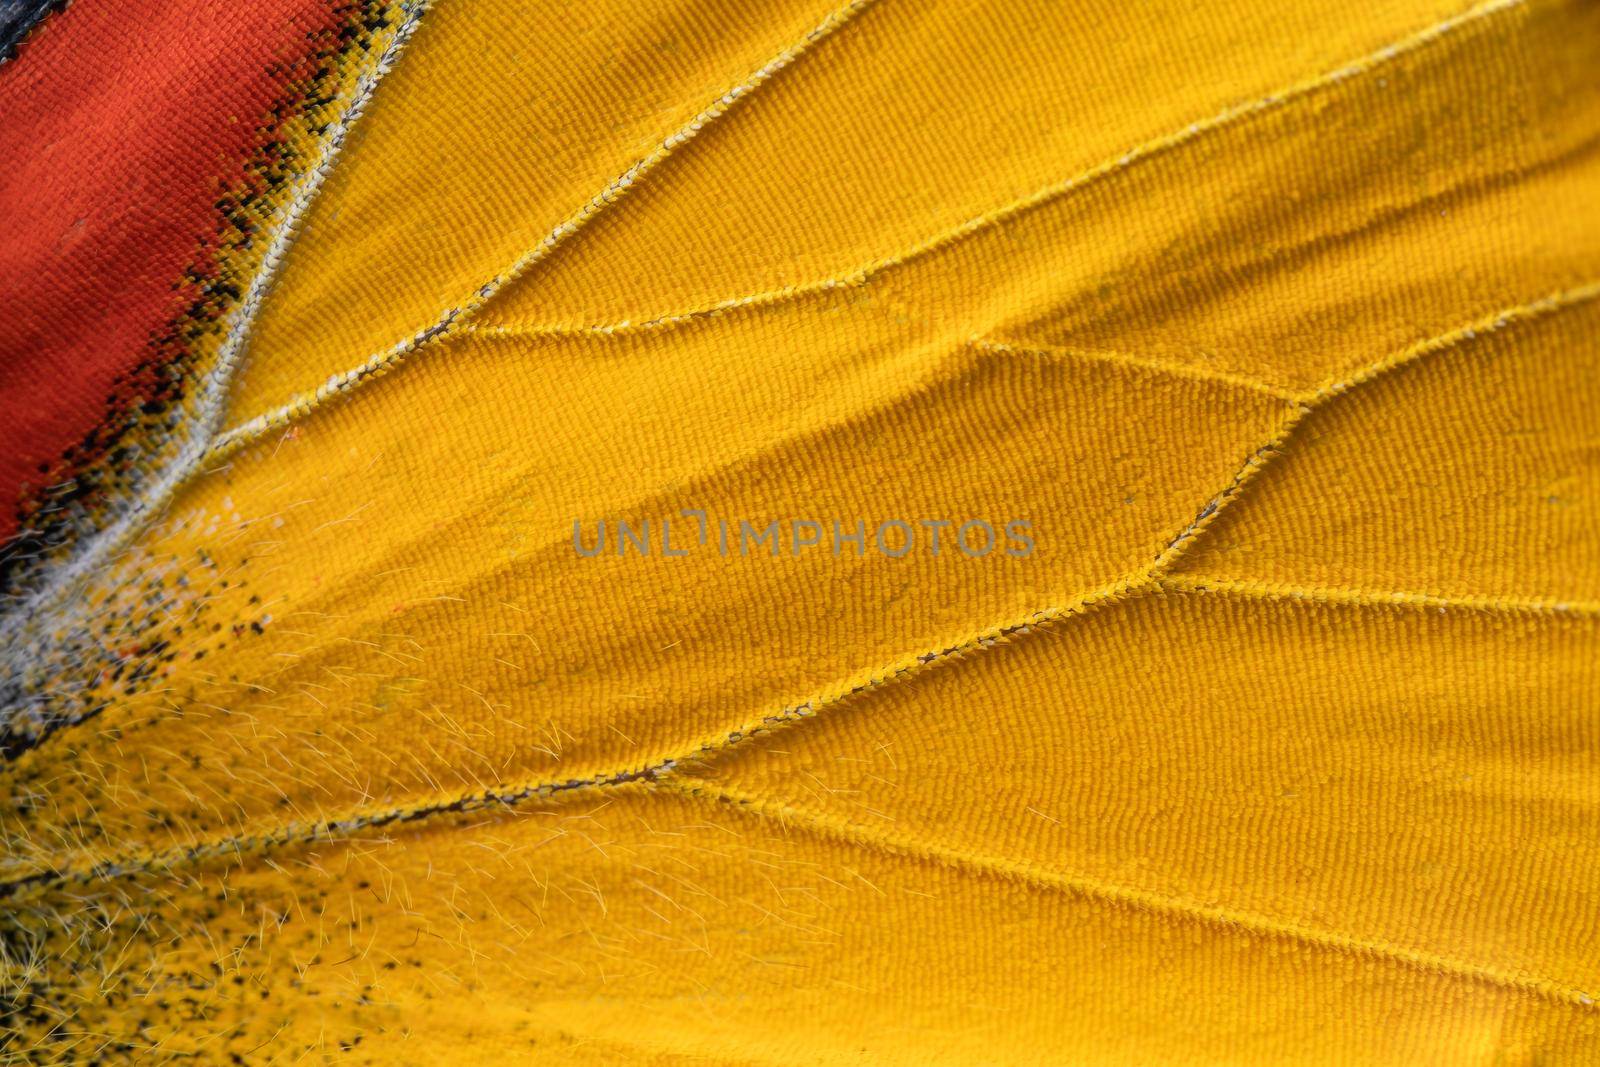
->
[5,0,1599,1061]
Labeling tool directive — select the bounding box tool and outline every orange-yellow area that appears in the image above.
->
[5,0,1599,1062]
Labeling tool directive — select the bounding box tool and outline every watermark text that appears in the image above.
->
[572,511,1035,559]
